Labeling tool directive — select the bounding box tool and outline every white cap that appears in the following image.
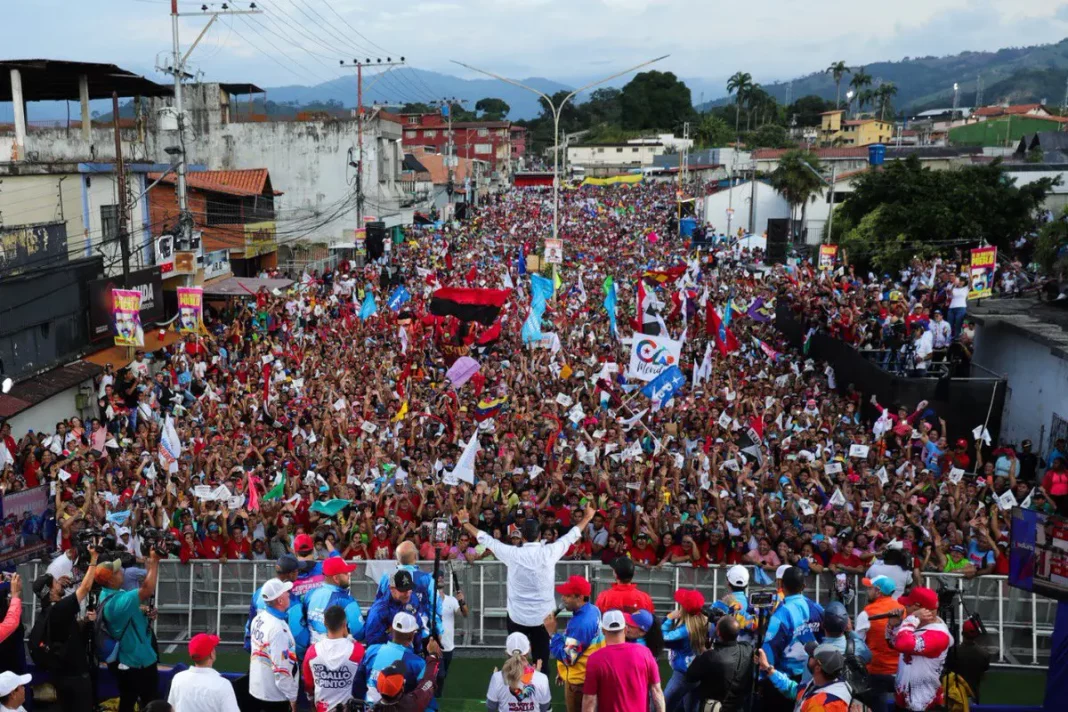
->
[392,612,418,634]
[0,671,31,696]
[261,578,293,602]
[775,564,791,580]
[726,565,750,588]
[601,609,626,632]
[505,632,531,656]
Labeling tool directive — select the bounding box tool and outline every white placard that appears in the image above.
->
[829,488,847,507]
[825,462,843,475]
[193,485,214,500]
[948,467,965,484]
[799,498,815,516]
[58,469,72,482]
[555,393,574,407]
[361,421,378,434]
[717,413,733,429]
[849,444,870,459]
[333,398,347,412]
[997,490,1017,511]
[875,466,889,485]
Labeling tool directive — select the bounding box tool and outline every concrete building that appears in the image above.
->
[969,298,1068,458]
[398,112,526,182]
[566,142,664,176]
[818,110,894,147]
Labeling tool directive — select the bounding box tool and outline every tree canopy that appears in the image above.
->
[475,97,510,121]
[619,71,696,131]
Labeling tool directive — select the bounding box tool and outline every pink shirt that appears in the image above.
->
[583,642,660,712]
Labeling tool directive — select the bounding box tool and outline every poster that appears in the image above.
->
[544,238,563,265]
[627,332,683,382]
[177,286,203,334]
[818,244,838,271]
[88,266,164,341]
[111,288,144,346]
[969,246,996,300]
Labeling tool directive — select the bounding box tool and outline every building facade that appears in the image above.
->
[818,111,893,146]
[398,112,525,182]
[566,142,665,176]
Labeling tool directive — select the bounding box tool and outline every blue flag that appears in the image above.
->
[359,291,378,321]
[603,277,618,336]
[640,365,686,409]
[521,274,554,344]
[721,296,733,343]
[387,286,411,312]
[517,249,527,276]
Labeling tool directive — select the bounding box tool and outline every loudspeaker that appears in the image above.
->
[366,221,386,260]
[766,218,789,264]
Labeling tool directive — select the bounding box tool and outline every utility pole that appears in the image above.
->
[112,92,130,280]
[165,1,259,247]
[340,59,407,227]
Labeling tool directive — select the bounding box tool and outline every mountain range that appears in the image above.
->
[698,38,1068,113]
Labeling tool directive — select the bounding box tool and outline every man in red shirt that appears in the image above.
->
[595,557,655,614]
[197,521,225,559]
[583,610,665,712]
[224,526,252,560]
[629,532,658,565]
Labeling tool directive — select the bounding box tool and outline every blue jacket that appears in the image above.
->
[303,583,365,643]
[663,617,703,673]
[761,593,824,678]
[550,603,604,685]
[798,632,872,684]
[362,594,427,651]
[352,641,436,710]
[721,590,757,642]
[244,585,308,656]
[375,565,441,634]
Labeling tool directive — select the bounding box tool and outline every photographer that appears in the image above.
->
[97,550,161,712]
[31,548,96,712]
[685,615,753,712]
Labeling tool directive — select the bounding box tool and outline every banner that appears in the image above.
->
[177,286,203,334]
[818,244,838,271]
[544,238,563,264]
[581,174,642,186]
[627,332,683,382]
[641,365,686,409]
[111,288,144,346]
[0,485,49,565]
[969,246,996,300]
[88,266,164,341]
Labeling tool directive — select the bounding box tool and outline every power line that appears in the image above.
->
[230,15,333,85]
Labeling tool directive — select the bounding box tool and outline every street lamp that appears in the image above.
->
[845,89,855,119]
[799,159,836,245]
[450,56,669,243]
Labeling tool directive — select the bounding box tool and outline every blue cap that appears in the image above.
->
[863,575,896,596]
[625,609,654,633]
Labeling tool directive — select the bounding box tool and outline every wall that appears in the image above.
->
[949,117,1063,147]
[972,323,1068,456]
[6,382,93,437]
[567,144,663,169]
[0,127,147,164]
[702,181,788,235]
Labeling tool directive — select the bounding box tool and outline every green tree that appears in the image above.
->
[474,97,511,121]
[399,102,434,114]
[726,72,753,136]
[848,68,872,116]
[746,123,791,149]
[770,150,825,241]
[874,82,898,121]
[619,71,695,131]
[827,61,851,109]
[787,95,835,126]
[695,113,733,147]
[584,87,622,126]
[1035,207,1068,273]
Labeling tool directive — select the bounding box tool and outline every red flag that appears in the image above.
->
[749,415,765,441]
[476,320,502,345]
[465,265,478,284]
[642,265,687,284]
[706,304,740,356]
[470,371,486,398]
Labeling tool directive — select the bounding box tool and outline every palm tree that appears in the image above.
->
[875,82,898,121]
[848,68,872,117]
[727,72,753,136]
[857,89,875,113]
[746,83,769,131]
[827,61,851,109]
[770,149,826,243]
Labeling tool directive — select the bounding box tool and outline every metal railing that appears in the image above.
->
[15,560,1055,667]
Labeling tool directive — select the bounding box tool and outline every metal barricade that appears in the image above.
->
[17,560,1055,668]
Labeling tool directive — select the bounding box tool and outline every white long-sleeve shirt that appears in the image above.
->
[249,607,299,702]
[475,526,582,626]
[168,666,241,712]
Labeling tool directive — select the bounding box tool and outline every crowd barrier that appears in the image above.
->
[15,560,1056,668]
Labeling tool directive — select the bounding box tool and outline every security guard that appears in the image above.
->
[303,556,365,644]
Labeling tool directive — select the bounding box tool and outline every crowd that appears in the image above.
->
[0,178,1060,710]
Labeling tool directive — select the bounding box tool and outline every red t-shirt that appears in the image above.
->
[583,643,660,712]
[225,538,252,560]
[629,545,658,566]
[829,551,865,570]
[369,537,394,560]
[197,536,224,559]
[595,583,655,614]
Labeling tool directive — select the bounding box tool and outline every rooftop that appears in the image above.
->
[0,360,102,419]
[820,110,846,116]
[752,147,869,160]
[148,169,278,198]
[0,59,171,102]
[974,103,1046,117]
[969,297,1068,359]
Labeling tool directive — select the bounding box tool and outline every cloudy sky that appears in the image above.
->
[6,0,1068,97]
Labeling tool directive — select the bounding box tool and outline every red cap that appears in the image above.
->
[962,619,980,639]
[555,575,591,597]
[293,533,315,553]
[188,633,220,661]
[956,438,969,449]
[674,588,706,615]
[898,586,938,611]
[322,556,357,576]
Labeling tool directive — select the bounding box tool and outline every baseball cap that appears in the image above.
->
[674,588,706,615]
[726,565,750,588]
[188,632,220,661]
[804,642,845,676]
[93,559,123,585]
[322,557,357,577]
[962,619,981,639]
[391,611,418,634]
[609,556,635,580]
[261,578,294,602]
[775,564,791,580]
[555,575,591,597]
[601,609,626,632]
[898,586,938,611]
[0,672,31,697]
[275,554,300,575]
[950,545,967,555]
[505,632,531,656]
[624,609,655,633]
[823,602,850,635]
[376,660,407,698]
[392,569,414,592]
[862,575,896,596]
[293,533,315,553]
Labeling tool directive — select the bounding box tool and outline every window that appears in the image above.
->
[632,147,639,153]
[616,147,624,153]
[100,204,120,243]
[596,148,605,153]
[475,143,492,154]
[405,130,416,138]
[477,128,489,137]
[407,116,418,125]
[424,129,437,138]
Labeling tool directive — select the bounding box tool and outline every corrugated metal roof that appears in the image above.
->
[0,361,102,419]
[149,169,275,197]
[752,148,869,159]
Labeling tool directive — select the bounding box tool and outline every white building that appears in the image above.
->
[628,133,694,152]
[566,142,665,176]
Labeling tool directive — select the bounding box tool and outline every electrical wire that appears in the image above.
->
[229,15,333,85]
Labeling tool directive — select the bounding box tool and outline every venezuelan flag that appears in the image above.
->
[473,396,508,422]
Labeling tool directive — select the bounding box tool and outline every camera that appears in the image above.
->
[749,591,778,609]
[138,527,182,558]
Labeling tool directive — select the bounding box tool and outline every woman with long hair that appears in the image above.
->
[485,632,551,712]
[661,589,709,712]
[625,609,665,658]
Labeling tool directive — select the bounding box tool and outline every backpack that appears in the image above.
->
[843,634,871,700]
[95,593,135,664]
[28,605,64,670]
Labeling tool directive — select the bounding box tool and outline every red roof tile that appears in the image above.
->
[148,169,276,197]
[974,103,1045,117]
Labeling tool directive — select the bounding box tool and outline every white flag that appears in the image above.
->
[399,324,409,354]
[618,409,648,431]
[448,432,480,484]
[158,415,182,475]
[575,274,587,303]
[829,488,847,507]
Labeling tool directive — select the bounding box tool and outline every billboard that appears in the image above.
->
[969,246,996,300]
[0,222,68,276]
[88,266,164,341]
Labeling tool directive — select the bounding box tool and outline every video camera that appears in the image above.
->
[138,527,182,558]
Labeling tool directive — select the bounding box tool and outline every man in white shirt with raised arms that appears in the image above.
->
[457,503,596,679]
